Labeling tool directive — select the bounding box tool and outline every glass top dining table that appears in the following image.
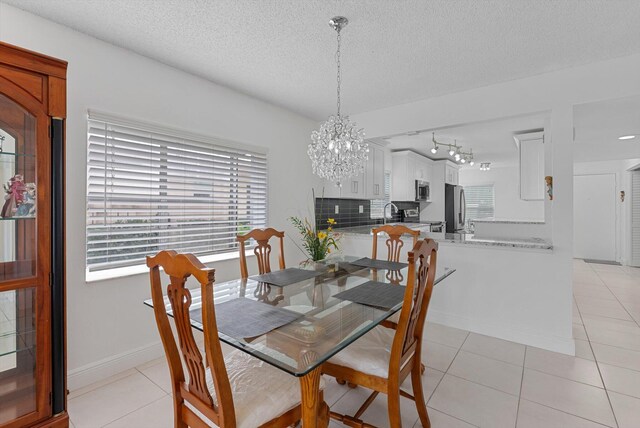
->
[144,255,455,378]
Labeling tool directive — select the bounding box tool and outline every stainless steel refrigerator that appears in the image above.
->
[445,184,466,233]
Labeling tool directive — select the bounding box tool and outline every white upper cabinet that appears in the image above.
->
[517,132,545,201]
[392,151,433,201]
[321,141,386,200]
[342,172,366,198]
[445,163,459,185]
[366,144,386,199]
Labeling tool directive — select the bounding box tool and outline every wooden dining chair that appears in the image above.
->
[147,250,305,428]
[372,224,420,329]
[323,239,438,428]
[237,227,286,279]
[372,224,420,262]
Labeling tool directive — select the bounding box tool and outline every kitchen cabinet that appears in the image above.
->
[365,144,385,199]
[392,151,433,201]
[445,163,459,185]
[342,172,366,198]
[321,141,385,200]
[518,133,544,200]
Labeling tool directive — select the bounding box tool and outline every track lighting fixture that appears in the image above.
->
[428,133,481,166]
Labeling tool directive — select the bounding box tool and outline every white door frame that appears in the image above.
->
[630,166,640,267]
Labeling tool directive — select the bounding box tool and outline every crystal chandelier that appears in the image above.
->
[309,16,368,187]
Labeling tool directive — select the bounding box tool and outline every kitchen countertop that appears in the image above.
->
[472,219,545,225]
[335,224,553,250]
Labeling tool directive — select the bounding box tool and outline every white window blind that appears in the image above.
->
[465,185,495,221]
[86,115,267,277]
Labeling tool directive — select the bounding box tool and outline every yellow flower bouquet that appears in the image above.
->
[289,216,340,262]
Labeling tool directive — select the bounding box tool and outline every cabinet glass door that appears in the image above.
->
[0,93,43,425]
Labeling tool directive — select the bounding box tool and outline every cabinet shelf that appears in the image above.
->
[0,216,35,221]
[0,151,35,158]
[0,331,35,358]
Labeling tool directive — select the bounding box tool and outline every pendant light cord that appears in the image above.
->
[336,28,341,118]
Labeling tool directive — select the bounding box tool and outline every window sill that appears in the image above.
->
[85,249,255,283]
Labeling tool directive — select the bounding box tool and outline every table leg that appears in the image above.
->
[299,366,329,428]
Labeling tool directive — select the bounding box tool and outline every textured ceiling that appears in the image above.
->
[3,0,640,120]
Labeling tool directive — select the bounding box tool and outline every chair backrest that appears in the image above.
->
[371,224,421,262]
[237,228,286,279]
[390,239,438,371]
[147,250,236,428]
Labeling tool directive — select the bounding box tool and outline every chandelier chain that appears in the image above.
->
[336,29,341,117]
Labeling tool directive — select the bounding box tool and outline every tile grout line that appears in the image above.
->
[67,369,139,402]
[98,394,169,428]
[136,366,172,395]
[423,331,484,427]
[575,266,620,428]
[514,346,527,428]
[425,331,469,407]
[592,268,640,329]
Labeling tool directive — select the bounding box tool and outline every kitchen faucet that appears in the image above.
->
[383,202,398,225]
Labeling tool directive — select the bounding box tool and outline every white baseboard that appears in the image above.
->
[427,309,575,356]
[67,341,164,391]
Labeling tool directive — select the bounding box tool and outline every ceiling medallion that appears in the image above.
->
[308,16,368,187]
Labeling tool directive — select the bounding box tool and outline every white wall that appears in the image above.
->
[574,158,640,265]
[0,3,320,388]
[459,165,545,222]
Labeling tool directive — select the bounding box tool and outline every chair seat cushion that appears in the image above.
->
[328,325,396,378]
[205,350,324,428]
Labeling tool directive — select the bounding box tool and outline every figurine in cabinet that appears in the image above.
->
[1,174,26,218]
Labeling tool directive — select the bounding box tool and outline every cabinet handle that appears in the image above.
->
[374,184,379,195]
[354,181,358,193]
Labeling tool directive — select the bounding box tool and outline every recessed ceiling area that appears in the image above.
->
[382,113,547,168]
[574,95,640,163]
[2,0,640,120]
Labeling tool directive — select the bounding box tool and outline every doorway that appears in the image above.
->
[573,174,617,262]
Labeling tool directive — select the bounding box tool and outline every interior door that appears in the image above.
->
[573,174,617,261]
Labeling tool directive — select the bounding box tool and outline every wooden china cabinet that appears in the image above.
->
[0,42,68,427]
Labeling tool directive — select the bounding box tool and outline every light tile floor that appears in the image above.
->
[68,260,640,427]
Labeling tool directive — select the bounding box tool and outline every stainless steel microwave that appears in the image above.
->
[415,180,430,202]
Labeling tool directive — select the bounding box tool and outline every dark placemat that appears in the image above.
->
[191,298,301,339]
[350,257,408,271]
[250,268,325,287]
[333,280,407,310]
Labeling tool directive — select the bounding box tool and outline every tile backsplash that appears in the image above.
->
[315,198,420,230]
[315,198,374,229]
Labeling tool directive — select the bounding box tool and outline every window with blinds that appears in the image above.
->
[464,184,495,221]
[86,114,267,278]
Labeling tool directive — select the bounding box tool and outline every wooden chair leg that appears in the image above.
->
[387,389,402,428]
[411,366,431,428]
